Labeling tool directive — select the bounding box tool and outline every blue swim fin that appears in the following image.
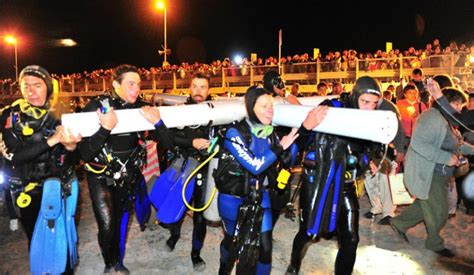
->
[328,163,343,232]
[135,177,151,231]
[306,134,347,237]
[119,210,131,266]
[65,178,79,267]
[157,158,199,224]
[149,157,184,210]
[307,160,335,236]
[30,177,68,274]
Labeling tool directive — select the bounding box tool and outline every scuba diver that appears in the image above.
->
[286,76,388,275]
[263,70,300,105]
[153,73,214,271]
[79,64,171,273]
[215,86,328,274]
[0,65,82,273]
[262,70,302,228]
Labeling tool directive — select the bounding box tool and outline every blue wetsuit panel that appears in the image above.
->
[218,191,272,234]
[224,127,277,176]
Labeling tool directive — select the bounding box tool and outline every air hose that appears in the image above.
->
[182,137,220,212]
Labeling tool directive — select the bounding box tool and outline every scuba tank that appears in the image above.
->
[203,157,221,222]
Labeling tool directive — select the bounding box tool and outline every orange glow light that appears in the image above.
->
[4,35,17,45]
[155,0,165,10]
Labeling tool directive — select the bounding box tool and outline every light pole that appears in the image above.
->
[4,35,18,83]
[156,0,170,66]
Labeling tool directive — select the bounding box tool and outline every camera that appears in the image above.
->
[459,157,468,166]
[100,98,111,114]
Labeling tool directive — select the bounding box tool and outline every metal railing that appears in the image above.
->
[1,53,472,101]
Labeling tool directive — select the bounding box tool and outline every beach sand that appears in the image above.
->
[1,175,473,275]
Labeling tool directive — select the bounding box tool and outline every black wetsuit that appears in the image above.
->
[79,92,171,269]
[269,124,294,228]
[0,102,77,245]
[162,96,213,266]
[287,100,379,275]
[270,96,305,228]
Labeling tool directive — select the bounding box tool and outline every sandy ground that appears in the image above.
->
[1,174,474,275]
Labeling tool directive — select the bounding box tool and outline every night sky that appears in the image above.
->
[1,0,473,78]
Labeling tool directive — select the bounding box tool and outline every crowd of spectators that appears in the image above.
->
[1,38,473,95]
[79,39,474,79]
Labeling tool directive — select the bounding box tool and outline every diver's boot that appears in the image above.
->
[191,249,206,272]
[285,264,299,275]
[103,264,115,273]
[166,234,180,251]
[286,252,302,275]
[101,251,115,274]
[218,261,230,275]
[218,245,231,275]
[115,263,130,274]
